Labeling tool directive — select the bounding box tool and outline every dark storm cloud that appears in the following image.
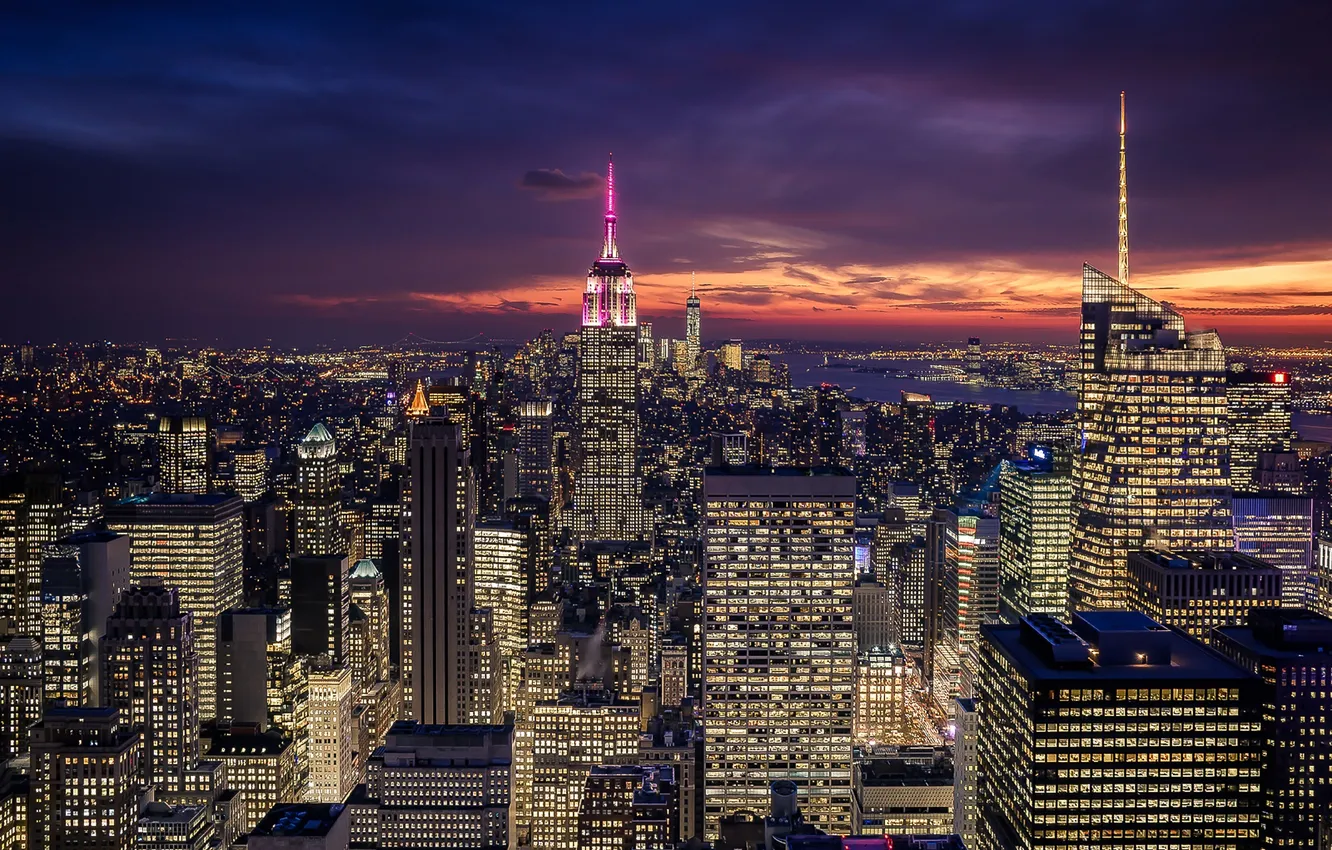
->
[1,0,1330,343]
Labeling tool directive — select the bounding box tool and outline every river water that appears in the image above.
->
[781,353,1332,440]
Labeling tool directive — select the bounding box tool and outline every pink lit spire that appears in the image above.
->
[601,154,619,260]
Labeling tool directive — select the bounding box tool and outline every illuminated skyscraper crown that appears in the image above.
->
[582,155,636,327]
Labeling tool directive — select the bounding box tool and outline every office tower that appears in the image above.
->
[952,698,978,848]
[101,581,200,795]
[1214,609,1332,848]
[686,274,702,373]
[840,410,867,466]
[349,721,513,849]
[530,690,641,850]
[931,508,1000,701]
[1227,370,1293,491]
[891,539,928,649]
[233,445,269,502]
[206,729,300,833]
[106,494,243,721]
[576,764,676,850]
[294,424,342,557]
[853,576,893,650]
[852,646,908,746]
[405,420,474,725]
[1319,537,1332,618]
[18,473,71,636]
[1124,549,1282,643]
[249,803,349,850]
[1233,493,1315,605]
[40,531,131,704]
[518,401,555,501]
[0,484,22,629]
[290,555,350,661]
[900,393,943,506]
[851,750,956,836]
[29,706,144,850]
[474,521,528,710]
[157,416,209,495]
[997,451,1072,620]
[718,339,742,371]
[1070,103,1232,612]
[0,636,42,758]
[306,662,355,804]
[659,641,688,709]
[218,607,302,728]
[347,559,390,690]
[135,801,214,849]
[703,467,856,837]
[574,158,644,545]
[964,337,982,384]
[1257,450,1306,492]
[976,611,1263,849]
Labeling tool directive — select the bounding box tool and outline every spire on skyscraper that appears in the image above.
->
[406,379,430,419]
[691,271,696,299]
[601,154,618,260]
[1118,91,1129,285]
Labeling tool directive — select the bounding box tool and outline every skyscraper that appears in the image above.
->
[347,559,391,691]
[517,401,554,501]
[1227,370,1293,491]
[574,157,644,545]
[997,451,1072,620]
[293,423,342,557]
[473,521,529,712]
[100,581,200,795]
[702,467,856,837]
[289,554,350,661]
[932,507,1000,701]
[1069,97,1233,612]
[29,706,144,850]
[1214,609,1332,848]
[1124,549,1283,643]
[18,473,72,636]
[157,416,209,495]
[1233,493,1315,605]
[964,337,982,384]
[977,612,1263,849]
[106,494,244,721]
[306,662,355,804]
[0,636,42,759]
[686,272,701,374]
[405,420,474,724]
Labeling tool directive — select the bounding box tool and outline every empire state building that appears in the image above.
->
[574,157,645,544]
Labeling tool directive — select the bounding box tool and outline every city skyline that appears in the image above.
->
[4,3,1332,346]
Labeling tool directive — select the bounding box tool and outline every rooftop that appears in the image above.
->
[251,804,344,838]
[1130,549,1281,573]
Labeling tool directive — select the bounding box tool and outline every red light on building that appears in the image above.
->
[1273,372,1288,384]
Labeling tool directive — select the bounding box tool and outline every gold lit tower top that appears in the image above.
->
[1118,91,1129,285]
[406,379,430,419]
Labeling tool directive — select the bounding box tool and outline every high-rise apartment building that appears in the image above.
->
[349,721,513,849]
[1124,549,1283,643]
[157,416,210,495]
[997,451,1072,620]
[529,690,641,850]
[1233,493,1315,606]
[29,706,144,850]
[405,420,475,725]
[1215,609,1332,848]
[977,611,1263,849]
[702,467,856,837]
[517,401,554,501]
[293,424,342,557]
[290,554,350,661]
[306,662,355,804]
[574,158,644,545]
[106,494,243,721]
[1070,266,1233,611]
[100,581,200,795]
[1227,370,1293,491]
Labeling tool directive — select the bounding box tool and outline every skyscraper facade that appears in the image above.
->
[686,274,701,374]
[517,400,554,501]
[977,612,1263,849]
[1070,266,1233,611]
[106,494,243,721]
[157,416,210,495]
[100,581,200,795]
[293,423,342,557]
[574,159,644,545]
[1232,493,1315,606]
[289,554,350,662]
[998,452,1072,620]
[702,467,856,837]
[405,419,474,724]
[932,508,1000,701]
[1227,370,1293,492]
